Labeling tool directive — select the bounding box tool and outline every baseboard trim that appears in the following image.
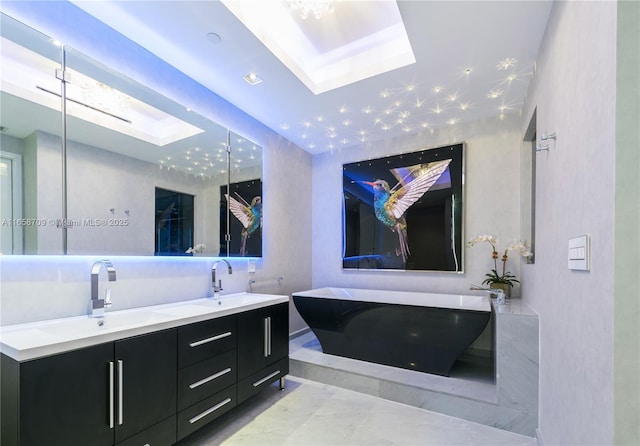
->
[289,327,310,339]
[536,428,545,446]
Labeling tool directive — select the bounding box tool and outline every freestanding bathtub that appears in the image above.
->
[292,287,491,376]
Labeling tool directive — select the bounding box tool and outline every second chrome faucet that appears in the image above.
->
[211,259,233,299]
[90,259,116,318]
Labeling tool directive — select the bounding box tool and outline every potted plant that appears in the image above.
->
[185,243,206,256]
[467,234,532,298]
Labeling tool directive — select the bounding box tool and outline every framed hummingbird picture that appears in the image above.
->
[220,179,263,257]
[342,143,464,272]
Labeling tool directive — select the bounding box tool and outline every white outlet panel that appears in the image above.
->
[247,259,256,273]
[568,235,590,271]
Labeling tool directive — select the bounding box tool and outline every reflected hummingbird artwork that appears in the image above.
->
[361,159,451,262]
[226,193,262,256]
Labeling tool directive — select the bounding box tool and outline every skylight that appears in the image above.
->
[221,0,415,95]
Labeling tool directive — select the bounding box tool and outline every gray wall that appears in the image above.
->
[311,113,523,295]
[520,1,622,444]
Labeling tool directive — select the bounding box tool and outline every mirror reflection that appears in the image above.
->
[1,13,64,255]
[221,132,263,258]
[0,13,263,257]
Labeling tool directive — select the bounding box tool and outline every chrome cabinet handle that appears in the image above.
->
[108,361,114,429]
[253,370,280,387]
[189,331,232,348]
[263,318,268,357]
[263,317,272,357]
[268,317,272,356]
[117,359,124,426]
[189,367,232,389]
[188,397,232,424]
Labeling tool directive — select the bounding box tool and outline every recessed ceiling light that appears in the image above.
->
[206,32,222,44]
[243,73,263,85]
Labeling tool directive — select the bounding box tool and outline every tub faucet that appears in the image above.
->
[90,260,116,318]
[211,259,233,299]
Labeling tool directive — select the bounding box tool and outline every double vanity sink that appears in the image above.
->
[1,293,290,446]
[0,292,288,361]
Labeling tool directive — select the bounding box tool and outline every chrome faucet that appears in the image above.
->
[90,259,116,317]
[211,259,232,299]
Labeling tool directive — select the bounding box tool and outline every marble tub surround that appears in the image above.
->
[290,298,540,437]
[177,376,536,446]
[493,298,539,415]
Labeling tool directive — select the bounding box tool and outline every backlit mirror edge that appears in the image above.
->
[0,12,264,258]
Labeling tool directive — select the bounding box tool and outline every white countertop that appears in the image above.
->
[0,292,288,362]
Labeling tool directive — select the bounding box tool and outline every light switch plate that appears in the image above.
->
[247,259,256,273]
[568,235,590,271]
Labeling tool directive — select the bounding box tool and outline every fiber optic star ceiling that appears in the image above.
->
[70,0,553,155]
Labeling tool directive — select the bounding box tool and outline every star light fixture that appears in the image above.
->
[497,57,518,70]
[278,55,531,153]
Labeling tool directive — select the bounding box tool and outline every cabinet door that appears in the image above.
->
[237,303,289,380]
[20,343,114,446]
[268,303,289,361]
[114,329,177,444]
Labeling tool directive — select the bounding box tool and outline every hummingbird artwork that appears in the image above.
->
[226,193,262,256]
[361,159,452,262]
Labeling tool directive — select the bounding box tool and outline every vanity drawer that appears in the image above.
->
[115,415,176,446]
[178,349,237,411]
[178,315,237,368]
[237,357,289,404]
[177,385,237,441]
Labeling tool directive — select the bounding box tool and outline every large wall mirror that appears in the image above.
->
[0,13,263,257]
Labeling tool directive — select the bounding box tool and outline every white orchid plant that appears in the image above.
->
[466,234,533,287]
[185,243,206,254]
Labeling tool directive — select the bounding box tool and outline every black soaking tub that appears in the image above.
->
[292,287,491,376]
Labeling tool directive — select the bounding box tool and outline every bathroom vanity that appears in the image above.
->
[0,294,289,446]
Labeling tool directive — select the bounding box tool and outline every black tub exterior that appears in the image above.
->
[292,295,490,376]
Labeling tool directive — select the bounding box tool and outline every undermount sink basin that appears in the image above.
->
[196,293,280,308]
[152,304,219,318]
[36,311,173,339]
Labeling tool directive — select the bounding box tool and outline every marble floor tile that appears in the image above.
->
[177,377,535,446]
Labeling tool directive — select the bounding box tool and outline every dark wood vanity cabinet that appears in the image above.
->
[0,329,177,446]
[176,315,238,441]
[114,329,177,445]
[237,302,289,403]
[1,302,289,446]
